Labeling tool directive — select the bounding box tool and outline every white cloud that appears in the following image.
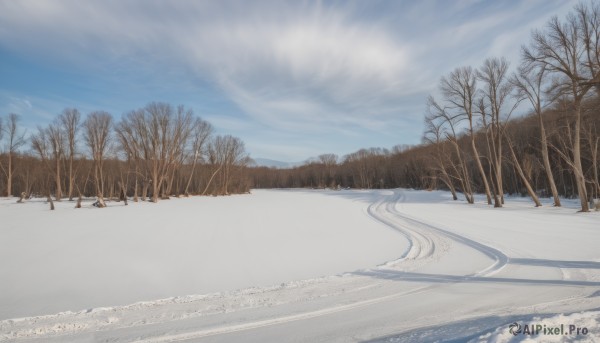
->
[187,8,412,133]
[7,97,33,112]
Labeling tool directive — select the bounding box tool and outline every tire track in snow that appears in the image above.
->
[366,189,509,277]
[366,192,435,261]
[130,285,435,343]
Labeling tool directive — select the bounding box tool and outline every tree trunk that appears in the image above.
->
[47,192,55,210]
[133,175,139,202]
[68,155,74,201]
[572,103,589,212]
[592,137,600,198]
[152,178,159,203]
[151,163,160,202]
[184,150,200,195]
[451,141,474,204]
[539,112,561,206]
[202,164,223,196]
[440,171,458,200]
[485,126,503,208]
[508,138,542,207]
[436,147,458,200]
[7,152,12,197]
[142,178,149,201]
[494,125,504,206]
[118,181,128,205]
[55,158,62,200]
[471,137,493,204]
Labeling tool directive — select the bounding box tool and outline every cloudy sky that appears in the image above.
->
[0,0,574,162]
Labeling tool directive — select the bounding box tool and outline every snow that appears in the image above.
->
[0,190,406,320]
[1,189,599,342]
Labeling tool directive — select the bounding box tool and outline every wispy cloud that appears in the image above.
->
[188,4,413,135]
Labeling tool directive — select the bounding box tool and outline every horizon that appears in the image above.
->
[0,0,573,162]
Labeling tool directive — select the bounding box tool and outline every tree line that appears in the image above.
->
[249,2,600,212]
[0,102,251,207]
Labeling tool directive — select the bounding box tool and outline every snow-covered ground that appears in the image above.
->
[1,189,599,342]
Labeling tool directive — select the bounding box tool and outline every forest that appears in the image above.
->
[1,2,599,212]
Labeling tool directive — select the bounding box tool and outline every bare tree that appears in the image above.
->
[206,135,250,195]
[423,111,458,200]
[582,118,600,198]
[0,114,26,197]
[477,57,515,207]
[184,118,212,196]
[162,105,195,198]
[59,108,81,201]
[116,103,196,202]
[344,149,384,189]
[512,65,562,206]
[427,96,474,203]
[440,67,493,204]
[522,4,600,211]
[505,129,542,207]
[318,153,338,188]
[31,123,64,200]
[115,109,143,201]
[83,111,112,207]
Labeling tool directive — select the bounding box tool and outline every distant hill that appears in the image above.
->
[251,158,303,169]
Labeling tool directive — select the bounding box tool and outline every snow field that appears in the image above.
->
[0,190,407,320]
[1,188,599,342]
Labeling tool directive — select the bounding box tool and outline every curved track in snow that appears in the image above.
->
[367,190,509,277]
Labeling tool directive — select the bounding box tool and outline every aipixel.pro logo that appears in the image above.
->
[508,321,588,337]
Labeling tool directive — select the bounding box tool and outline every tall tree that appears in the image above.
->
[207,135,249,195]
[427,96,474,203]
[59,108,81,201]
[582,117,600,198]
[318,153,338,188]
[477,57,515,207]
[440,67,493,204]
[116,103,196,202]
[1,114,26,196]
[505,130,543,207]
[162,105,195,198]
[115,109,143,201]
[512,65,562,206]
[83,111,112,207]
[31,123,64,200]
[184,118,212,196]
[423,112,458,200]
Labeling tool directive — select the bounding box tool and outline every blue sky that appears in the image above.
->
[0,0,574,162]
